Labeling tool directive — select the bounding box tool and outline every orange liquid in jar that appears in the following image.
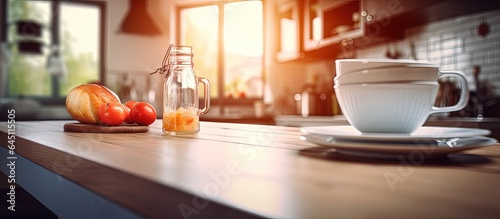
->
[163,107,199,133]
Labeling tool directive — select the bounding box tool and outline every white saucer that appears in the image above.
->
[300,126,491,142]
[300,135,497,160]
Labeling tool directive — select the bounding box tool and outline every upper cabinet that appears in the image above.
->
[276,0,301,62]
[304,0,365,51]
[276,0,373,62]
[365,0,406,23]
[274,0,500,62]
[364,0,440,24]
[273,0,442,63]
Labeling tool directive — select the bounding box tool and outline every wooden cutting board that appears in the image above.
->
[64,123,149,133]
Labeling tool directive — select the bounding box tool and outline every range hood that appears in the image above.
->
[119,0,162,36]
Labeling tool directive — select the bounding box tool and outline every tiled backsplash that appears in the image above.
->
[357,9,500,94]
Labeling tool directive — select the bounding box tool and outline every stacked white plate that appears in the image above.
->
[336,59,436,74]
[300,126,497,160]
[334,66,440,85]
[315,59,493,159]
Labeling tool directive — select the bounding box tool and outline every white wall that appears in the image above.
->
[100,0,174,111]
[103,0,172,73]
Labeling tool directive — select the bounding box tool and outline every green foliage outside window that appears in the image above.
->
[7,0,99,97]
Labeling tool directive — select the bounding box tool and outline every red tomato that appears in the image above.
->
[98,103,126,126]
[124,100,138,110]
[239,91,246,99]
[123,106,135,124]
[130,102,157,126]
[123,100,138,124]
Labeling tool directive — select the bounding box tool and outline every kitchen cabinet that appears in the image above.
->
[365,0,406,24]
[364,0,500,32]
[276,0,392,62]
[304,0,366,51]
[275,0,500,63]
[276,0,302,62]
[303,0,321,50]
[364,0,439,24]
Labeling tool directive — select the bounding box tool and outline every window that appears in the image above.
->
[3,0,104,102]
[177,0,264,113]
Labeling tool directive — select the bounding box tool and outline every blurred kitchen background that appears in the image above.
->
[1,0,500,129]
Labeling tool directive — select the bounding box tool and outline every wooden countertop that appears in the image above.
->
[1,120,500,218]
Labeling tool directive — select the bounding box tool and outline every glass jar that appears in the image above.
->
[162,46,210,135]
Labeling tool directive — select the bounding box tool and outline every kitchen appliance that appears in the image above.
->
[296,83,332,117]
[118,0,161,36]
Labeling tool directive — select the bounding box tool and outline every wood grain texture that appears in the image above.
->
[63,123,149,133]
[1,120,500,218]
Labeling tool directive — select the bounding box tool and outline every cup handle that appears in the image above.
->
[198,77,210,115]
[430,71,469,114]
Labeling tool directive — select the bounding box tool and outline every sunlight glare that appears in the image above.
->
[224,1,263,57]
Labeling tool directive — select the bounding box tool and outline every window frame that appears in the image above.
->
[2,0,106,105]
[175,0,265,113]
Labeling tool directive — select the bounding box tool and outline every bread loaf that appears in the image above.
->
[66,84,121,123]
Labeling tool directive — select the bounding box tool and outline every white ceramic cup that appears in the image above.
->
[334,77,469,133]
[334,66,441,85]
[335,59,437,76]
